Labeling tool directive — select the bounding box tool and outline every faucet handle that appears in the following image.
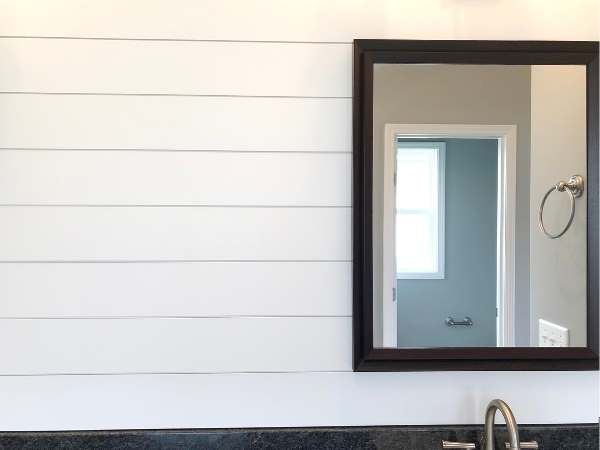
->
[442,441,476,449]
[505,441,539,449]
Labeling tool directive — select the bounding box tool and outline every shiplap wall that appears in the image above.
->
[0,0,597,430]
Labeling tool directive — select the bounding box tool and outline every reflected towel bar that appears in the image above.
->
[445,316,473,327]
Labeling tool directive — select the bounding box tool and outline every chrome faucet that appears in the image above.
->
[483,399,520,450]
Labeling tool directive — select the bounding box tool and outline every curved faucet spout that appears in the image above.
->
[484,399,520,450]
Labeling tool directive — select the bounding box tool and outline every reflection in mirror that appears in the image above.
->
[372,64,587,349]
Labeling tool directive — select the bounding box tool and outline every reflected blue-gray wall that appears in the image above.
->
[397,138,498,347]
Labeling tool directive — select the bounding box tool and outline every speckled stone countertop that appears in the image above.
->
[0,424,596,450]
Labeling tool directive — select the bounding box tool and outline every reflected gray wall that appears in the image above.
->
[372,64,532,347]
[396,139,497,347]
[529,66,587,346]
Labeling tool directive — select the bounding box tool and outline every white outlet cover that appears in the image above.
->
[539,319,569,347]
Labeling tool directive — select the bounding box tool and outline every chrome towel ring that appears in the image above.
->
[538,174,584,239]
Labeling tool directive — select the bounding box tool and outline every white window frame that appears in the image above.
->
[381,123,517,348]
[395,141,446,280]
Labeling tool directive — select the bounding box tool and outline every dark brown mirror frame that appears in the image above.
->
[353,39,599,371]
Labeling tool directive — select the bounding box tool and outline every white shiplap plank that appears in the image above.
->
[0,94,351,151]
[0,207,350,261]
[0,151,350,206]
[0,371,597,430]
[0,317,351,374]
[0,262,352,317]
[0,0,597,42]
[0,39,351,97]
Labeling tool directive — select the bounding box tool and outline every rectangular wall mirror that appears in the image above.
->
[353,40,598,371]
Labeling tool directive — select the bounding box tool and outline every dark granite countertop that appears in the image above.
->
[0,424,596,450]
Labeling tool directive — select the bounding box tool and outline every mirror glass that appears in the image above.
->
[372,64,587,348]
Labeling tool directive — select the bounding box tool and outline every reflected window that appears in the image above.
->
[396,141,445,279]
